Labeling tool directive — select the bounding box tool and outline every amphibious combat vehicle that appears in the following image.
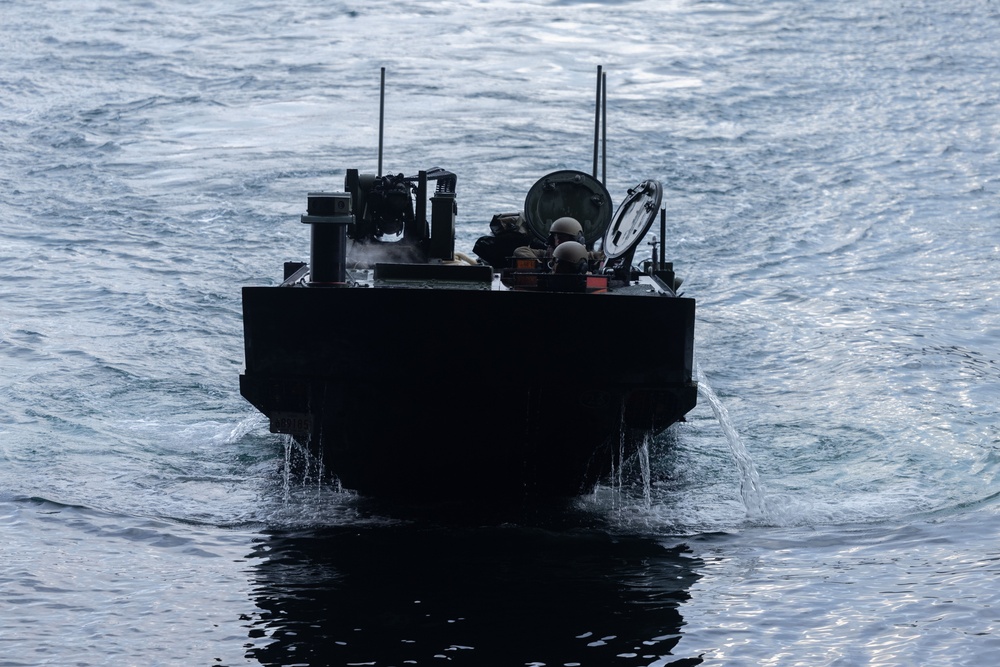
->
[239,70,696,498]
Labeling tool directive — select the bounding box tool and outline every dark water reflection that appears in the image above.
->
[244,504,703,666]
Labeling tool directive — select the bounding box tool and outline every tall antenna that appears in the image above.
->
[378,67,386,177]
[592,65,602,179]
[601,69,607,185]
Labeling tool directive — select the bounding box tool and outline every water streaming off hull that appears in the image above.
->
[696,365,769,519]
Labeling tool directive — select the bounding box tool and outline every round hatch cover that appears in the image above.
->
[602,180,663,260]
[523,170,613,247]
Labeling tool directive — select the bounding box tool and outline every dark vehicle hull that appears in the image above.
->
[240,284,696,498]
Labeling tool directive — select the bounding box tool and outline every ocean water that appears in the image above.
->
[2,0,999,665]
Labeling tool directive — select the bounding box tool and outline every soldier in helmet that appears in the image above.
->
[512,216,586,260]
[549,241,591,275]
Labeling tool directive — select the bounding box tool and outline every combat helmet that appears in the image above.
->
[551,241,590,274]
[548,217,585,245]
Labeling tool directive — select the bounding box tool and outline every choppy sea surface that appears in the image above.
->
[3,0,999,664]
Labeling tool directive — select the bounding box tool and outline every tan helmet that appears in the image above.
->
[549,216,583,238]
[551,241,589,274]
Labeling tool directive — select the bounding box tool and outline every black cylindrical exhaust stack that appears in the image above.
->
[429,191,455,261]
[302,192,353,284]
